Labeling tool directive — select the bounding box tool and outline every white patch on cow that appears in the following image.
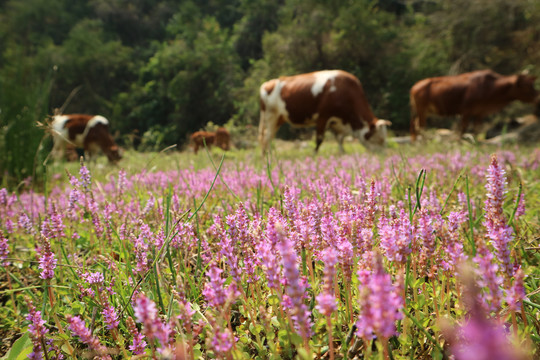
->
[355,126,370,141]
[311,70,340,97]
[51,115,71,141]
[260,81,289,120]
[259,80,290,152]
[88,115,109,128]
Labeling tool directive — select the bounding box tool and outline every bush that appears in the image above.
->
[0,60,53,189]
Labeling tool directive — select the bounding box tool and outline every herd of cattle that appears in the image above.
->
[48,69,539,163]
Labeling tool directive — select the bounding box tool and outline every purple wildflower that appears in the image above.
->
[37,237,57,280]
[506,268,526,312]
[316,247,338,317]
[483,154,515,276]
[474,245,503,313]
[202,264,240,308]
[133,294,171,350]
[378,209,413,266]
[257,239,282,290]
[67,315,110,359]
[79,164,92,191]
[18,212,35,235]
[142,192,155,216]
[209,325,234,355]
[442,265,525,360]
[40,204,65,240]
[514,193,525,220]
[67,174,81,211]
[100,292,119,330]
[126,316,147,355]
[82,271,105,285]
[0,230,9,266]
[26,300,48,360]
[0,188,7,206]
[276,225,313,340]
[356,254,403,340]
[364,179,379,227]
[117,169,127,196]
[416,209,437,277]
[440,211,468,275]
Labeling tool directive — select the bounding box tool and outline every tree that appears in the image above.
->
[118,13,243,148]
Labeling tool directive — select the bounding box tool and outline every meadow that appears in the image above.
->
[1,139,540,359]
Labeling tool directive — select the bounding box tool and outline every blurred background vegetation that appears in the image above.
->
[1,0,539,187]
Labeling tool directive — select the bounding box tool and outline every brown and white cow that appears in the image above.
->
[51,114,121,163]
[410,70,538,141]
[258,70,391,154]
[190,127,231,154]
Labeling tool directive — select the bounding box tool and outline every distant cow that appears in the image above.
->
[258,70,391,154]
[410,70,538,141]
[190,127,231,154]
[215,127,231,151]
[51,114,121,163]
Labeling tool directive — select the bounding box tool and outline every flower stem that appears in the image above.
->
[326,315,334,360]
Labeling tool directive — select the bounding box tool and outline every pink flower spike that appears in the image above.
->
[356,254,403,340]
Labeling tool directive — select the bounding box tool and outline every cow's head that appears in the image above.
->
[360,119,391,149]
[515,74,538,103]
[106,145,122,163]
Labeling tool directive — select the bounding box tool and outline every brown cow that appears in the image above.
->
[51,114,121,163]
[410,70,538,141]
[190,127,230,154]
[258,70,391,154]
[215,127,231,151]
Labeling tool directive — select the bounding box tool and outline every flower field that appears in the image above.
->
[1,145,540,359]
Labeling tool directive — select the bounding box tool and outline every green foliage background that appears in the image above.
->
[1,0,540,186]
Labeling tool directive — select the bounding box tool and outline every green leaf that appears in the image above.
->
[249,322,264,335]
[267,294,280,306]
[1,333,32,360]
[297,347,310,360]
[289,332,303,346]
[413,277,425,288]
[278,329,289,342]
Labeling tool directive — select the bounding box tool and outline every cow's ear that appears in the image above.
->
[378,119,392,127]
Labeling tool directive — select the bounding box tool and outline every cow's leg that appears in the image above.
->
[472,116,483,135]
[84,143,99,162]
[336,134,345,153]
[259,111,281,154]
[459,115,471,137]
[51,136,66,162]
[258,110,268,153]
[412,110,426,142]
[315,117,329,153]
[330,130,345,153]
[410,114,419,141]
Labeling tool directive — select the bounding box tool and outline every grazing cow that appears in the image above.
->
[190,128,231,154]
[258,70,391,154]
[51,114,121,163]
[410,70,538,141]
[190,131,216,154]
[215,127,231,151]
